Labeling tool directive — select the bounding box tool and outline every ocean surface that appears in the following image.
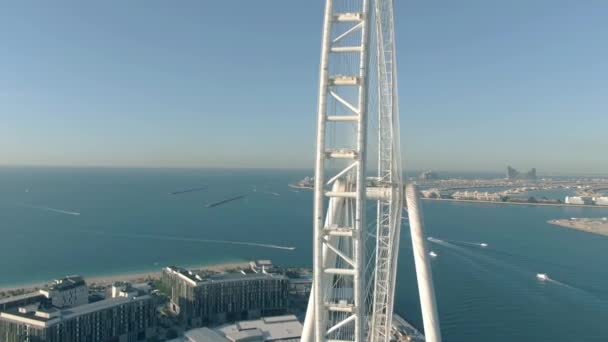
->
[1,167,608,341]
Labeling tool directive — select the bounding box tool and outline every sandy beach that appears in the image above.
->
[0,261,251,293]
[548,218,608,237]
[422,197,605,208]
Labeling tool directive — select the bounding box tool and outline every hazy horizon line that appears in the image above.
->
[1,163,607,177]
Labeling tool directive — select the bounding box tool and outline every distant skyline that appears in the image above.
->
[1,1,607,173]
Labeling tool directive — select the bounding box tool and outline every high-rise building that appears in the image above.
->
[418,170,439,181]
[162,266,289,327]
[506,166,537,180]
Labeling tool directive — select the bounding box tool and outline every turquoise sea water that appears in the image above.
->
[1,167,608,341]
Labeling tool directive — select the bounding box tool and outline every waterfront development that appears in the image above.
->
[292,170,608,208]
[1,168,608,341]
[0,260,311,341]
[2,0,607,339]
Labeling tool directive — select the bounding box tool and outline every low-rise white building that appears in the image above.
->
[452,191,501,202]
[420,189,441,198]
[565,196,594,205]
[180,315,303,342]
[593,197,608,206]
[109,281,147,299]
[39,275,88,308]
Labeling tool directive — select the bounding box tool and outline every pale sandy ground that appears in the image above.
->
[423,197,603,208]
[0,261,250,293]
[548,219,608,237]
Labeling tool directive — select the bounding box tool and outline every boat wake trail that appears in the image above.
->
[428,236,532,281]
[540,274,605,302]
[542,276,587,293]
[82,230,295,251]
[445,239,488,248]
[427,237,468,252]
[431,236,601,302]
[23,204,80,216]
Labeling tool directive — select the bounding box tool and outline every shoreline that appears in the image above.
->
[547,219,608,237]
[421,197,608,209]
[0,260,251,293]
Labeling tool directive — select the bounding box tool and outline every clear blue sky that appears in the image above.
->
[1,1,606,174]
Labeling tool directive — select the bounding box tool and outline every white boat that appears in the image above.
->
[537,273,548,281]
[392,314,425,342]
[479,243,488,247]
[429,251,438,258]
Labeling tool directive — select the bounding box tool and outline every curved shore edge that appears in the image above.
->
[547,218,608,237]
[422,197,608,208]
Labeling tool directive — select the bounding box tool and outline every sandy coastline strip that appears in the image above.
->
[422,197,608,208]
[0,261,251,293]
[548,218,608,237]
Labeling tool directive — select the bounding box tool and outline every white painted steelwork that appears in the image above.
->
[302,1,440,342]
[406,184,442,342]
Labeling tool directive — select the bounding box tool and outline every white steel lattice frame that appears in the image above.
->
[369,0,403,341]
[302,0,404,341]
[309,0,372,341]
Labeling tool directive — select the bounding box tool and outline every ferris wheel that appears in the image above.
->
[301,1,441,341]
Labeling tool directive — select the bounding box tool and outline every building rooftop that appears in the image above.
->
[164,266,204,285]
[62,295,151,320]
[45,275,86,292]
[288,277,312,284]
[225,328,264,341]
[181,315,302,342]
[205,272,287,284]
[165,266,287,286]
[0,292,45,306]
[0,295,152,327]
[184,327,229,342]
[216,315,302,342]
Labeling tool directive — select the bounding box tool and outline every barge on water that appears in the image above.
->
[205,194,247,208]
[288,176,314,190]
[169,186,207,195]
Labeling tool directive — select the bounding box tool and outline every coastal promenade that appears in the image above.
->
[421,197,608,209]
[0,261,250,293]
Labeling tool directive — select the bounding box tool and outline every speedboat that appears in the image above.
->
[429,251,438,258]
[537,273,548,281]
[479,243,488,248]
